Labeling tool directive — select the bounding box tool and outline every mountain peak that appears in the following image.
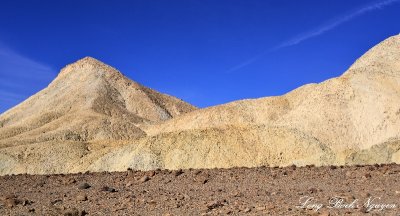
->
[55,56,123,82]
[0,56,197,150]
[63,56,115,72]
[74,56,107,66]
[346,34,400,76]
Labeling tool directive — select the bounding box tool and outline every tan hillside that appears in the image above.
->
[1,35,400,175]
[0,57,196,148]
[92,35,400,171]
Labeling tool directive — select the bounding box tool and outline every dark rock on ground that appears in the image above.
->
[1,165,400,215]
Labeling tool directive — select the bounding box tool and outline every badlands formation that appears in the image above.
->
[0,35,400,175]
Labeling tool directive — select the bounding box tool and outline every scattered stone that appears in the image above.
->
[256,206,266,211]
[35,180,46,187]
[126,181,133,187]
[194,170,202,175]
[2,164,400,215]
[22,199,33,206]
[100,186,117,192]
[207,201,224,210]
[77,182,91,189]
[363,192,371,198]
[173,169,184,176]
[139,176,150,183]
[308,187,318,194]
[359,206,368,213]
[63,208,87,216]
[363,173,372,179]
[243,207,251,213]
[65,178,76,185]
[51,199,63,205]
[233,192,243,197]
[224,210,232,214]
[76,194,87,202]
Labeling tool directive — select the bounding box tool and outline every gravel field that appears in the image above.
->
[1,164,400,215]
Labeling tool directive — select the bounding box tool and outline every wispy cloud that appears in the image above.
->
[0,46,55,80]
[275,0,400,49]
[227,0,400,73]
[0,90,25,102]
[0,43,56,113]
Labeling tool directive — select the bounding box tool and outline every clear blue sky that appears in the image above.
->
[1,0,400,113]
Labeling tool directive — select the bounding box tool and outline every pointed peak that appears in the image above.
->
[56,56,122,79]
[68,56,111,68]
[75,56,105,65]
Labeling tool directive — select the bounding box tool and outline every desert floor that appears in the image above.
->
[1,164,400,215]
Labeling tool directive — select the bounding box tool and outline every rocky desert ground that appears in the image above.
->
[1,164,400,215]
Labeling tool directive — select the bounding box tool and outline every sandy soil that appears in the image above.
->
[1,164,400,215]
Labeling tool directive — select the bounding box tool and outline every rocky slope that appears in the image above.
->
[122,34,400,170]
[0,57,196,174]
[1,35,400,175]
[0,57,196,146]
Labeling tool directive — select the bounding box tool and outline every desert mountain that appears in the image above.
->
[93,35,400,171]
[0,57,196,148]
[1,35,400,175]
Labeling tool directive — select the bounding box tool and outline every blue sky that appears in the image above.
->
[0,0,400,113]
